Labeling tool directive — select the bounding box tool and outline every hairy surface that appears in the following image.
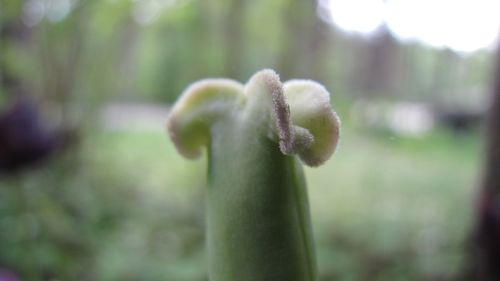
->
[166,69,340,166]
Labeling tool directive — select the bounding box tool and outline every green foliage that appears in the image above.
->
[2,0,494,105]
[0,125,479,280]
[0,1,491,280]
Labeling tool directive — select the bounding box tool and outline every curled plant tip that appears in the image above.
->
[284,80,341,166]
[166,79,244,159]
[246,69,298,155]
[244,70,340,166]
[167,70,341,166]
[165,69,340,281]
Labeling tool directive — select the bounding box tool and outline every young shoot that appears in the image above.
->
[166,69,340,281]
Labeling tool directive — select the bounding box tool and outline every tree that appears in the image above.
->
[464,37,500,281]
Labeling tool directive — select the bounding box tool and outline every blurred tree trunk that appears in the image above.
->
[277,0,321,81]
[0,3,31,96]
[115,17,139,99]
[40,2,88,127]
[223,0,246,79]
[305,7,332,84]
[429,49,460,97]
[464,38,500,281]
[357,25,400,98]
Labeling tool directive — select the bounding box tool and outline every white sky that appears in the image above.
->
[322,0,500,53]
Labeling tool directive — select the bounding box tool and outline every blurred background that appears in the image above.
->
[0,0,499,280]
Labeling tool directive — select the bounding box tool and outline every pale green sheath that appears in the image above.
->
[166,70,340,281]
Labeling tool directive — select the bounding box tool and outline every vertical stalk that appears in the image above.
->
[166,69,340,281]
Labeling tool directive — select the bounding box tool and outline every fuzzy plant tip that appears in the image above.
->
[166,69,339,281]
[166,69,340,166]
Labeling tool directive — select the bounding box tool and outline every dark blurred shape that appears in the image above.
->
[435,110,484,134]
[464,37,500,281]
[0,269,20,281]
[0,95,67,173]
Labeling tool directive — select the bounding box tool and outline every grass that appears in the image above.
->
[0,125,482,281]
[307,128,481,280]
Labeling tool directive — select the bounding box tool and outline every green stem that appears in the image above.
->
[206,117,316,281]
[166,69,340,281]
[290,158,317,281]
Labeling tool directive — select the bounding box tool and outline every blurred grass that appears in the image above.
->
[0,126,481,281]
[308,128,480,280]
